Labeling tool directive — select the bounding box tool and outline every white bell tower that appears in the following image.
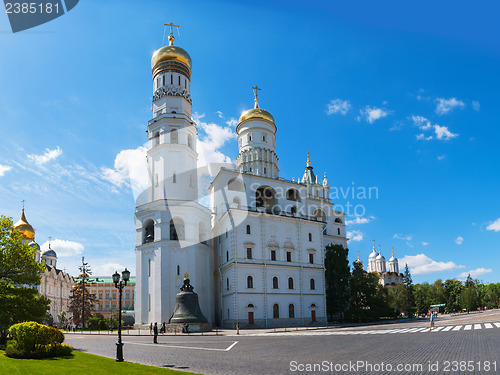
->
[134,24,213,327]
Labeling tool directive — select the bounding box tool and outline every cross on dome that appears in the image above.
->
[164,22,180,45]
[252,85,261,108]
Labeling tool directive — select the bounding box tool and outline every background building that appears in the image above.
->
[366,241,403,286]
[89,276,136,319]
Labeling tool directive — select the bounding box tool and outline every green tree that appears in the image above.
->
[324,244,350,321]
[428,279,446,305]
[346,262,386,321]
[386,284,407,316]
[461,275,479,312]
[0,216,50,343]
[69,258,96,328]
[402,264,416,317]
[444,279,463,312]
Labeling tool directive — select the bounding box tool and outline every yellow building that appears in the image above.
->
[89,277,136,319]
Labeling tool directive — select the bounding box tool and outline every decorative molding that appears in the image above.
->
[153,85,192,104]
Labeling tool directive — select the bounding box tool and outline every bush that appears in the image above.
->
[6,321,71,358]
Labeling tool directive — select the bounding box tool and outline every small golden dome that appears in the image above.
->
[12,209,35,240]
[239,107,275,124]
[151,43,192,70]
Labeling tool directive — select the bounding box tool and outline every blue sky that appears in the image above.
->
[0,0,499,283]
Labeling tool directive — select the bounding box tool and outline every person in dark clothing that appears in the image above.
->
[153,322,158,343]
[162,322,166,334]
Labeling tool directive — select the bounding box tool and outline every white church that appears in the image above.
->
[134,27,348,328]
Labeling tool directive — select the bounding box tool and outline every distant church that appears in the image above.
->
[355,240,403,286]
[12,208,74,326]
[134,25,347,328]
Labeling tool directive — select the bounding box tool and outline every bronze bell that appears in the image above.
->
[169,275,208,324]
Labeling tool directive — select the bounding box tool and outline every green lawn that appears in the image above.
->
[0,350,200,375]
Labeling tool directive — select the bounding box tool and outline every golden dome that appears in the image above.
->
[12,209,35,240]
[151,42,192,70]
[239,107,275,124]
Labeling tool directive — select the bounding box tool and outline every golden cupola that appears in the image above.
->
[151,26,192,80]
[238,89,275,124]
[12,209,35,240]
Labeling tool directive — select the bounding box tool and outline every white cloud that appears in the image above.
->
[486,218,500,232]
[326,99,352,115]
[347,230,363,241]
[27,146,62,165]
[457,268,492,279]
[434,125,458,140]
[393,233,412,241]
[411,115,432,130]
[40,239,84,257]
[416,133,433,141]
[216,111,224,118]
[412,116,458,141]
[193,113,237,169]
[472,101,480,111]
[346,216,374,225]
[93,262,128,277]
[359,106,390,123]
[435,97,465,115]
[455,236,464,245]
[437,155,446,160]
[0,164,12,176]
[399,253,465,275]
[101,146,149,197]
[421,242,429,246]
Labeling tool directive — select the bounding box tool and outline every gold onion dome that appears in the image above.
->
[239,107,275,124]
[12,209,35,240]
[151,35,192,69]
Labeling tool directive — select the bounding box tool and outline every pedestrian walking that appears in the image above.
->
[153,322,158,343]
[162,322,166,334]
[429,312,435,330]
[149,322,153,334]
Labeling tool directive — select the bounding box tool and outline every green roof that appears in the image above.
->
[92,277,136,284]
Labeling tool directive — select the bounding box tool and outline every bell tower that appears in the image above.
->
[134,24,213,327]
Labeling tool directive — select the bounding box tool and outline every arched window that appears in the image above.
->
[233,197,241,209]
[153,131,160,146]
[288,277,294,289]
[308,233,312,242]
[313,208,326,222]
[226,278,230,290]
[144,220,154,243]
[273,303,279,319]
[286,189,299,201]
[170,129,178,144]
[272,276,279,289]
[337,228,341,235]
[334,217,343,224]
[247,276,253,289]
[173,172,177,184]
[247,303,254,308]
[248,133,252,142]
[228,177,245,192]
[291,206,297,216]
[289,304,295,318]
[246,225,251,234]
[256,185,277,214]
[170,218,184,240]
[177,265,180,276]
[199,222,206,243]
[310,278,316,290]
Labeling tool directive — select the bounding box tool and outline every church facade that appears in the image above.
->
[360,241,403,286]
[134,28,347,328]
[12,209,74,326]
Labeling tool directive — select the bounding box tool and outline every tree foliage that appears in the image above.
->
[68,258,96,328]
[324,244,350,320]
[0,216,50,344]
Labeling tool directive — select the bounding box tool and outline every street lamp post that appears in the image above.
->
[112,268,130,362]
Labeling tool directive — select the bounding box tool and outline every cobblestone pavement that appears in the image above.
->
[65,310,500,375]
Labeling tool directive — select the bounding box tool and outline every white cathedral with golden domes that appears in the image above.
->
[12,208,74,326]
[134,26,348,328]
